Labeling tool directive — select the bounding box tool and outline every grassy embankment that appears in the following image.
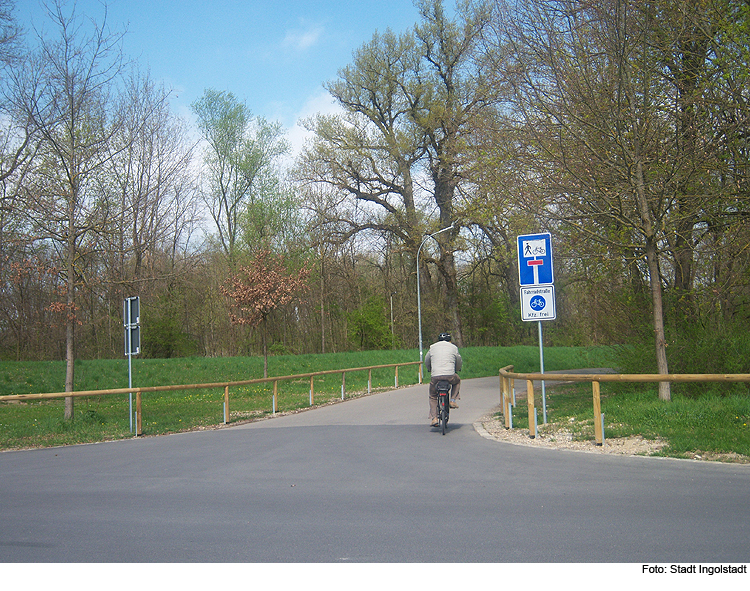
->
[1,345,748,461]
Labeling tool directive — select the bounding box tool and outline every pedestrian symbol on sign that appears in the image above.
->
[523,239,546,257]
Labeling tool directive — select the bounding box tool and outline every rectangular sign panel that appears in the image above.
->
[124,296,140,326]
[517,233,554,286]
[124,296,140,356]
[521,285,556,321]
[124,325,140,356]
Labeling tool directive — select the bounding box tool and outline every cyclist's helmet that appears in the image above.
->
[438,332,452,342]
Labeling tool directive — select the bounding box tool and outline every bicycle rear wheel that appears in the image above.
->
[440,394,449,435]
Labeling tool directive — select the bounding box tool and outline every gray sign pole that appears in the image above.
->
[538,320,547,424]
[518,233,555,426]
[128,336,133,433]
[124,297,140,433]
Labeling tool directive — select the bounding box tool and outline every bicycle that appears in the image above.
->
[435,379,451,435]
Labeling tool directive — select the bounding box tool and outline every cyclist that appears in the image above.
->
[424,332,462,427]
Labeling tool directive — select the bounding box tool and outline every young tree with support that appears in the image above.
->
[221,249,310,378]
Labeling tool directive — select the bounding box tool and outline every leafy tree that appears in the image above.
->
[411,0,496,344]
[192,89,288,267]
[347,295,393,350]
[240,179,304,255]
[298,0,496,346]
[298,28,424,256]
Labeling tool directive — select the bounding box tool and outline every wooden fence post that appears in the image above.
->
[526,380,535,438]
[224,386,229,425]
[136,389,143,436]
[593,381,603,446]
[310,376,314,406]
[368,369,372,394]
[502,375,510,429]
[224,386,230,424]
[395,365,399,388]
[341,372,346,400]
[273,380,278,414]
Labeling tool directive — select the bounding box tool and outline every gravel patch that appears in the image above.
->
[476,409,750,463]
[475,408,669,457]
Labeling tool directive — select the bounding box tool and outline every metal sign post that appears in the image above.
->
[517,233,555,424]
[124,297,140,433]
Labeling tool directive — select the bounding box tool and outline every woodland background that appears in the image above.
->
[1,1,748,400]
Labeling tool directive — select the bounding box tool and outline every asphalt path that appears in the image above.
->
[1,375,749,563]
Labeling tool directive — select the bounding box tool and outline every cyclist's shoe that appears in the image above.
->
[450,400,459,409]
[430,418,439,427]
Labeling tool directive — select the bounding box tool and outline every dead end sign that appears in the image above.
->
[517,232,554,286]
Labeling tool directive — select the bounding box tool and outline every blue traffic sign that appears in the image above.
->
[517,233,554,286]
[530,295,546,311]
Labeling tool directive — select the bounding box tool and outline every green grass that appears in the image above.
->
[0,349,427,450]
[499,381,750,462]
[4,345,749,461]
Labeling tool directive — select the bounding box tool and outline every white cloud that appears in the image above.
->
[282,25,324,52]
[284,89,343,166]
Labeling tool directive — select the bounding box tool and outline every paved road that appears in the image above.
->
[1,375,749,563]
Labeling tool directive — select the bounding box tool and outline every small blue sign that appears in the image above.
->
[530,295,546,311]
[517,233,554,286]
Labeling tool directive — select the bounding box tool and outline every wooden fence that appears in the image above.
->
[499,365,750,445]
[0,361,423,436]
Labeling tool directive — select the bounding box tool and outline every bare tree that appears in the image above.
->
[0,0,22,68]
[0,0,38,322]
[107,69,198,286]
[13,0,125,417]
[494,0,750,398]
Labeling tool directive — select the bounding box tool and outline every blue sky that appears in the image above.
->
[17,0,423,152]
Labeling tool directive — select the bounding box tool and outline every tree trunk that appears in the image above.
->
[439,247,464,346]
[64,195,76,420]
[636,160,670,401]
[435,185,464,346]
[320,252,325,354]
[262,315,268,379]
[645,237,671,401]
[64,319,75,420]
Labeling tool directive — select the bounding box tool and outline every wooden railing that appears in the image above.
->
[499,365,750,445]
[0,361,423,436]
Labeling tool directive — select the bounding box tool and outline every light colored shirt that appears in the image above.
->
[424,341,462,376]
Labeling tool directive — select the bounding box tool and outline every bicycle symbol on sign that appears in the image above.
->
[530,295,546,310]
[523,240,547,257]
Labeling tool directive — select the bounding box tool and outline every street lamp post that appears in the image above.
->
[417,224,454,376]
[390,291,396,349]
